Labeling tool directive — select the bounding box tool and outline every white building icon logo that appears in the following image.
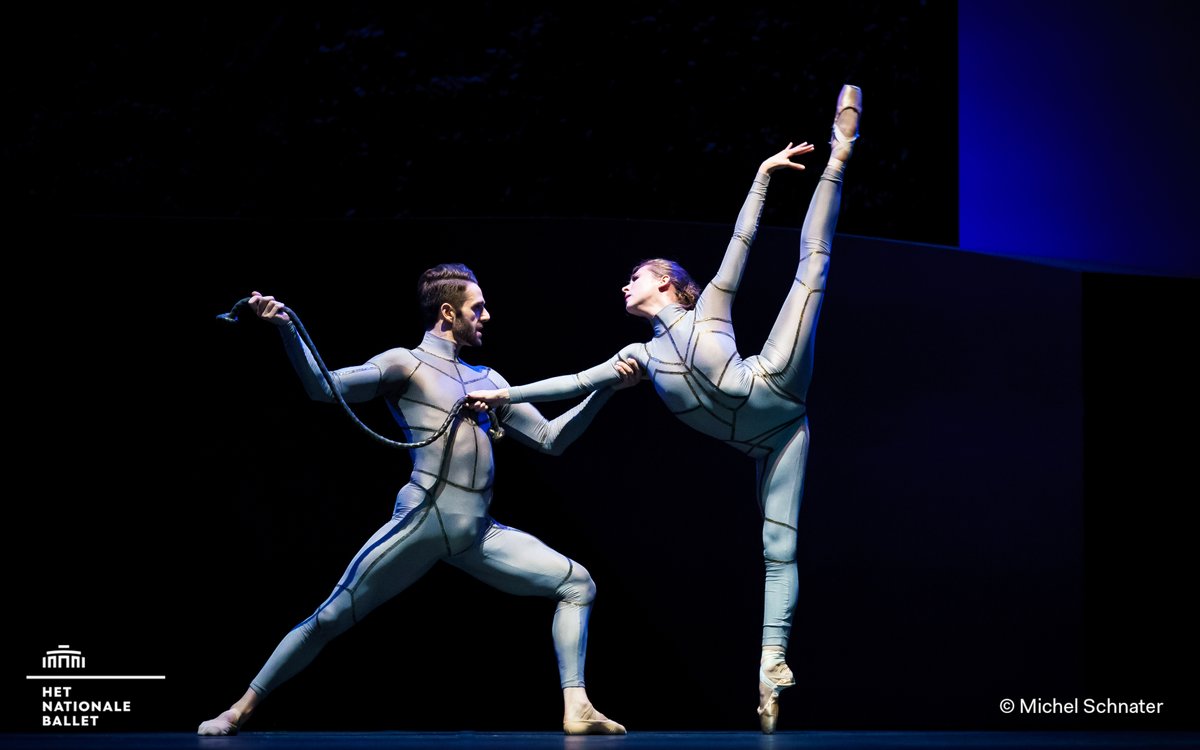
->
[42,645,85,670]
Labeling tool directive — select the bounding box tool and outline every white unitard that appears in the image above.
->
[248,329,616,696]
[506,163,845,648]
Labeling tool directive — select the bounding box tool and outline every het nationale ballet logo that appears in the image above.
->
[42,645,86,670]
[29,644,165,728]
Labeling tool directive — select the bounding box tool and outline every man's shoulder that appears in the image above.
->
[369,346,419,364]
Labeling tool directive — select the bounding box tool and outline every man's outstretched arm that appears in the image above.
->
[249,291,413,403]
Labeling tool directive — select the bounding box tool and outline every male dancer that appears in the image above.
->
[198,264,635,735]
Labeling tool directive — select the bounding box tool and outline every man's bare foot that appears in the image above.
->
[563,703,627,735]
[197,708,241,736]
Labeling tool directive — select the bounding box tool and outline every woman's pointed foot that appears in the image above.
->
[757,661,795,734]
[830,84,863,162]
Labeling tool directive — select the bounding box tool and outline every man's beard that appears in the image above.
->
[452,315,478,346]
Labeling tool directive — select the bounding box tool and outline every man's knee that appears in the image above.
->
[559,561,596,605]
[309,593,356,639]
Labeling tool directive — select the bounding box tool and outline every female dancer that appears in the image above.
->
[467,85,862,733]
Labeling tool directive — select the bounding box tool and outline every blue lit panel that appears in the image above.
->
[960,2,1199,277]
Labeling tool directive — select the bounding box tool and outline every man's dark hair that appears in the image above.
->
[418,263,479,328]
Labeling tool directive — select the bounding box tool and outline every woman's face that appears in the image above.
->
[622,265,668,316]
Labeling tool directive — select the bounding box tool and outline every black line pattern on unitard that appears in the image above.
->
[411,357,459,381]
[670,370,734,427]
[662,327,686,365]
[470,418,478,488]
[691,358,750,408]
[739,416,806,449]
[343,503,434,613]
[765,517,798,532]
[438,360,492,383]
[717,349,738,389]
[557,558,574,589]
[411,468,493,493]
[683,321,697,363]
[414,345,455,362]
[412,352,493,387]
[433,504,453,555]
[729,416,805,460]
[756,370,808,406]
[774,252,828,378]
[648,357,687,371]
[641,290,820,447]
[399,395,452,415]
[751,420,805,554]
[388,360,423,399]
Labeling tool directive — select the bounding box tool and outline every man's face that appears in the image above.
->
[451,282,490,347]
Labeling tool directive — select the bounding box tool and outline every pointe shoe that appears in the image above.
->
[197,709,240,736]
[563,704,627,735]
[830,84,863,162]
[757,662,796,734]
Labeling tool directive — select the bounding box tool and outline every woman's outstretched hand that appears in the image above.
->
[464,359,641,413]
[465,388,510,412]
[759,142,815,175]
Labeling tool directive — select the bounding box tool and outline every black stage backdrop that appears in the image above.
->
[4,2,1197,735]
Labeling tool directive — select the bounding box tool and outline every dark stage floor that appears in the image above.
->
[3,733,1199,750]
